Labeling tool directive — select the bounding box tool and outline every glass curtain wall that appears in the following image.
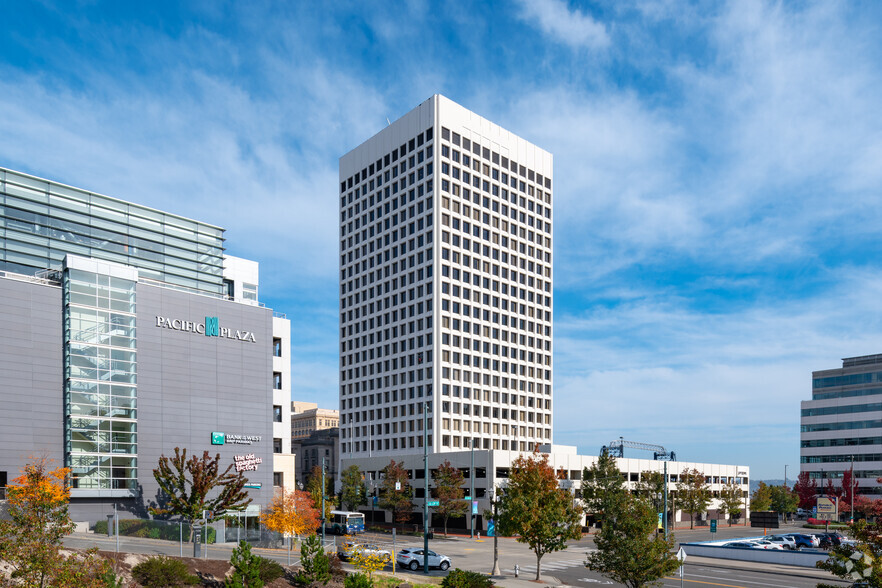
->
[63,267,138,492]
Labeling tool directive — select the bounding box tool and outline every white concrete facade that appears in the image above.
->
[338,95,553,461]
[341,445,750,529]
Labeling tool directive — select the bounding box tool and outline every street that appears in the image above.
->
[62,522,853,587]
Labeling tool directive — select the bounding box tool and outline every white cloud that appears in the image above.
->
[516,0,610,50]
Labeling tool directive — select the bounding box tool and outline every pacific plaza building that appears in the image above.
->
[0,167,293,522]
[337,95,750,528]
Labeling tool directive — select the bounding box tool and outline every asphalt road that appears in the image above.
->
[62,522,853,587]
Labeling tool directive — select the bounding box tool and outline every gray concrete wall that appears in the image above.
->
[0,277,65,484]
[72,283,274,522]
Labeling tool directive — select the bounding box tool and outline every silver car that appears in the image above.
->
[396,548,451,571]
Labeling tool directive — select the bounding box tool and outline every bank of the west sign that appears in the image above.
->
[155,315,257,343]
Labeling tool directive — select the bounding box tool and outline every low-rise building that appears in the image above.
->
[342,444,750,530]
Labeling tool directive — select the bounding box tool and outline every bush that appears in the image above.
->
[256,556,285,583]
[227,541,264,587]
[441,568,494,588]
[296,534,331,585]
[132,556,200,587]
[344,571,372,588]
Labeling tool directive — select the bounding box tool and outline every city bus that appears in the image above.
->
[326,510,365,535]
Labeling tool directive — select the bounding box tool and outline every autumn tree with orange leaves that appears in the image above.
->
[0,458,110,587]
[260,487,321,542]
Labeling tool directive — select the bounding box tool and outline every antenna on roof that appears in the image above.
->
[386,117,391,126]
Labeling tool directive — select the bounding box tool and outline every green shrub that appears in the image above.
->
[441,568,494,588]
[132,555,200,587]
[256,556,285,583]
[296,534,331,585]
[226,541,264,587]
[344,571,372,588]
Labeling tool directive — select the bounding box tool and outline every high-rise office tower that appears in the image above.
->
[338,95,553,458]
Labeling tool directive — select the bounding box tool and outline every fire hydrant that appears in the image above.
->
[514,564,520,578]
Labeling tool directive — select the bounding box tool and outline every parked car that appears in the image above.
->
[396,548,451,571]
[817,532,846,547]
[749,539,784,550]
[337,542,391,563]
[785,533,820,549]
[766,535,797,550]
[724,541,759,548]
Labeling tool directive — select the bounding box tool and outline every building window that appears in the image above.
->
[0,471,6,500]
[273,472,283,487]
[273,405,282,422]
[243,282,258,301]
[273,338,282,357]
[273,438,283,453]
[273,373,282,389]
[223,279,234,299]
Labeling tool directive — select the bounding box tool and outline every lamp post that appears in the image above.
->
[321,458,326,546]
[489,488,501,577]
[784,465,788,522]
[850,454,855,523]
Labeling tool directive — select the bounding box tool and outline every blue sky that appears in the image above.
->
[3,0,882,480]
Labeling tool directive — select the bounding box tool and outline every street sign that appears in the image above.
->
[710,519,717,533]
[677,547,686,563]
[464,495,471,500]
[427,500,439,507]
[395,481,401,491]
[817,497,838,520]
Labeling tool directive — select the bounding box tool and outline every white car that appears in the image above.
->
[767,535,797,550]
[749,539,784,550]
[396,548,451,571]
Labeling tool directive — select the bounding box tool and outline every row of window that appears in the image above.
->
[440,126,551,190]
[802,454,882,463]
[341,129,434,193]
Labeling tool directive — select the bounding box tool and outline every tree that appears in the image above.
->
[433,460,468,536]
[841,468,861,517]
[344,538,389,581]
[227,540,264,588]
[307,464,337,521]
[793,471,818,509]
[633,471,666,514]
[824,477,844,501]
[260,488,321,544]
[718,481,743,525]
[297,533,331,585]
[750,481,772,512]
[581,450,625,524]
[586,492,679,588]
[378,460,414,529]
[675,469,711,529]
[0,458,110,587]
[152,447,251,539]
[495,449,582,581]
[340,465,367,512]
[769,485,798,520]
[816,518,882,587]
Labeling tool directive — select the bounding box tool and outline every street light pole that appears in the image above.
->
[490,488,501,577]
[321,458,326,546]
[470,438,475,539]
[784,465,788,523]
[664,461,669,540]
[423,402,430,575]
[849,453,854,524]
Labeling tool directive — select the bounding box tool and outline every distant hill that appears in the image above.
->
[751,479,785,493]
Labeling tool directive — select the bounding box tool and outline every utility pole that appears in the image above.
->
[490,488,501,576]
[663,461,669,540]
[423,402,430,575]
[849,453,855,524]
[321,457,326,546]
[784,464,788,523]
[470,438,475,539]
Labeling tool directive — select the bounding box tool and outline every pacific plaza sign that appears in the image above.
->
[155,315,257,343]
